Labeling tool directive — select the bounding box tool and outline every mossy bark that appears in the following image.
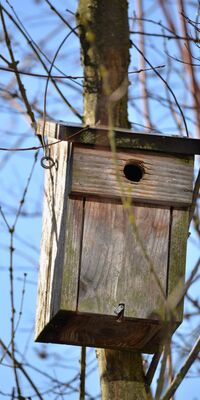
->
[76,1,149,399]
[77,0,130,127]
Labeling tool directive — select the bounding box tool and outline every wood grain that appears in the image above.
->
[167,209,189,322]
[35,141,82,339]
[36,120,200,155]
[37,119,59,139]
[60,198,84,311]
[36,139,189,349]
[35,139,68,337]
[35,310,164,353]
[78,201,170,320]
[71,147,193,207]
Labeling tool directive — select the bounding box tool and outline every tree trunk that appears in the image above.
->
[76,0,130,127]
[76,1,149,398]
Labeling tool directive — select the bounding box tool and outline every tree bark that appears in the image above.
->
[76,0,130,127]
[96,349,149,400]
[76,1,149,399]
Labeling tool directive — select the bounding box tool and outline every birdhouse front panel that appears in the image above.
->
[78,202,169,319]
[70,146,192,323]
[35,122,196,353]
[71,146,193,206]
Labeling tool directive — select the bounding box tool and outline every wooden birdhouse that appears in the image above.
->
[35,121,200,353]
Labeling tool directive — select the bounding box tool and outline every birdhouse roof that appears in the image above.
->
[37,120,200,155]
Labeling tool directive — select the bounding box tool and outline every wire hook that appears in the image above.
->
[40,155,55,169]
[40,147,55,169]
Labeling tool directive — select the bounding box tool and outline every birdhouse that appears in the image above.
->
[35,121,200,353]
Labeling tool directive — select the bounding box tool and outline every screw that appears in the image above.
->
[114,303,125,323]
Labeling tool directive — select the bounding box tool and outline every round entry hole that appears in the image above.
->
[123,163,144,182]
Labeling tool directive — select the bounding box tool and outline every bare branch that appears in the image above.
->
[80,347,86,400]
[131,41,189,137]
[161,336,200,400]
[189,168,200,225]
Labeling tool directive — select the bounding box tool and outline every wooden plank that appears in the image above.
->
[35,139,66,338]
[60,198,84,311]
[35,141,82,338]
[36,119,200,155]
[78,202,170,321]
[167,209,189,322]
[71,147,194,207]
[35,310,163,353]
[37,119,59,139]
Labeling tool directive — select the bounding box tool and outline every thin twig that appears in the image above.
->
[5,0,80,85]
[0,6,35,127]
[146,351,162,386]
[13,151,39,227]
[178,0,200,138]
[80,347,86,400]
[189,168,200,225]
[0,274,27,364]
[130,30,199,42]
[166,257,200,314]
[161,335,200,400]
[131,42,189,137]
[0,65,84,79]
[0,339,44,400]
[44,0,78,37]
[0,206,21,396]
[0,64,165,78]
[0,125,89,151]
[136,0,154,130]
[155,344,169,400]
[1,4,82,120]
[0,206,10,229]
[167,349,174,400]
[163,31,184,134]
[107,104,167,304]
[42,29,75,149]
[0,152,38,387]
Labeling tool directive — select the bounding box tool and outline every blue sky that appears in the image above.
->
[0,0,199,399]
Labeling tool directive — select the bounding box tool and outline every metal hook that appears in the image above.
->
[40,155,55,169]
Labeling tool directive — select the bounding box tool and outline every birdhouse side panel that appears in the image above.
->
[35,141,79,339]
[78,201,170,321]
[167,209,189,322]
[59,197,84,311]
[35,177,54,338]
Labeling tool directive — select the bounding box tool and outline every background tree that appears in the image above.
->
[0,0,199,399]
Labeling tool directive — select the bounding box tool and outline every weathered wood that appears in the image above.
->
[59,198,83,311]
[35,144,189,351]
[96,349,148,400]
[37,119,59,139]
[35,141,83,339]
[71,146,194,207]
[35,140,69,337]
[167,209,189,322]
[76,0,150,397]
[78,202,170,320]
[37,120,200,155]
[35,0,195,384]
[35,310,165,353]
